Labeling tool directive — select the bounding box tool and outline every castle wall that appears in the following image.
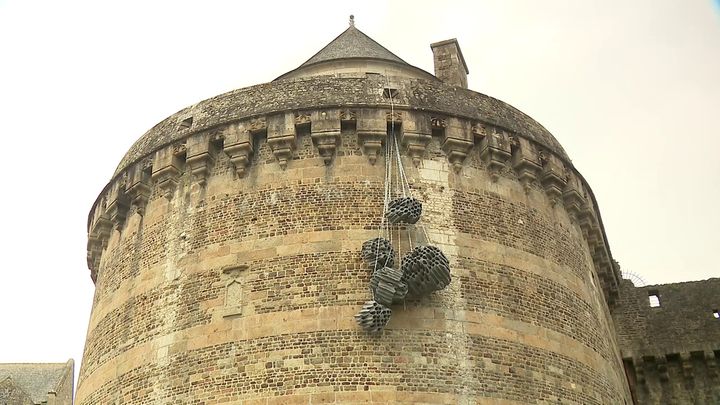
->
[79,77,631,404]
[613,279,720,404]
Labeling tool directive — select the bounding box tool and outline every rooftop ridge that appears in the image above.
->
[297,25,408,69]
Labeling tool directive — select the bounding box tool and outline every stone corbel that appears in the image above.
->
[90,204,113,248]
[562,171,587,220]
[680,352,694,380]
[186,132,215,186]
[656,356,670,382]
[479,127,512,181]
[511,136,542,189]
[106,180,130,230]
[592,247,610,273]
[126,163,152,214]
[540,152,567,204]
[357,109,387,165]
[633,357,646,385]
[223,122,254,177]
[592,248,619,304]
[87,202,113,282]
[267,113,296,170]
[152,145,184,199]
[578,208,601,244]
[401,111,431,167]
[310,109,341,165]
[86,235,103,282]
[441,117,473,173]
[705,351,718,378]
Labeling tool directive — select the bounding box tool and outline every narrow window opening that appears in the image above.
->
[387,121,401,136]
[383,87,398,99]
[211,136,225,153]
[510,138,520,157]
[648,291,660,308]
[340,120,356,132]
[179,117,193,130]
[713,310,719,319]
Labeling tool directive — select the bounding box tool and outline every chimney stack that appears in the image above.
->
[431,39,469,88]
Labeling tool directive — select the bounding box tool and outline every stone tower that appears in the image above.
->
[79,23,633,404]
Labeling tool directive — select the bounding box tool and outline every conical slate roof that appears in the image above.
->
[299,25,408,68]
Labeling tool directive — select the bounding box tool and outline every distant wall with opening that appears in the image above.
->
[614,278,720,354]
[612,278,720,403]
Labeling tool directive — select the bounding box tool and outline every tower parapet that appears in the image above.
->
[87,80,621,304]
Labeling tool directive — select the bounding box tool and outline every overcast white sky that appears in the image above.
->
[0,0,718,385]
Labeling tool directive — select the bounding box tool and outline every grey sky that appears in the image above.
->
[0,0,718,386]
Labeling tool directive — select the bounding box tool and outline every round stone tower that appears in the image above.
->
[79,23,633,404]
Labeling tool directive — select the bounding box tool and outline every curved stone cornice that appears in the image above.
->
[114,74,568,178]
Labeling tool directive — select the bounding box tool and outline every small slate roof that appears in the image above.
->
[0,362,69,404]
[299,25,408,68]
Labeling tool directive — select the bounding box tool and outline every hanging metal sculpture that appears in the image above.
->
[369,266,407,306]
[385,196,423,224]
[385,197,422,224]
[354,81,451,333]
[354,300,392,333]
[401,245,451,297]
[360,237,395,268]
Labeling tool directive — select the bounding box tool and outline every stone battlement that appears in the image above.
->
[112,74,569,176]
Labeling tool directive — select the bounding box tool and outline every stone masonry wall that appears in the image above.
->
[613,279,720,404]
[79,78,630,404]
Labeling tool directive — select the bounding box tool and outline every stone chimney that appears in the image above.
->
[431,38,469,88]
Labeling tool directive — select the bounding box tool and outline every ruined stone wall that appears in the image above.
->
[79,75,630,404]
[613,279,720,404]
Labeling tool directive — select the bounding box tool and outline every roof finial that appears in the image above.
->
[349,14,355,27]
